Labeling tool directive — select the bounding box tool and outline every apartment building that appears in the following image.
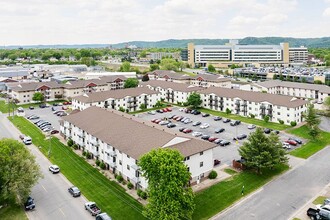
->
[60,107,217,189]
[141,80,205,104]
[188,40,307,68]
[148,70,232,88]
[242,80,330,103]
[199,87,308,125]
[72,87,160,111]
[7,75,127,103]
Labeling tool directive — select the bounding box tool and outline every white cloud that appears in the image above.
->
[323,7,330,17]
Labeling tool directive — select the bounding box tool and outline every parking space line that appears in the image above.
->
[41,184,48,192]
[59,208,66,217]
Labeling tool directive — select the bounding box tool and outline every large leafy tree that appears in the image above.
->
[238,128,288,174]
[119,61,131,72]
[124,78,139,88]
[324,96,330,111]
[304,104,321,139]
[32,92,44,102]
[150,63,160,71]
[160,58,179,71]
[138,148,195,220]
[187,92,202,109]
[207,64,216,72]
[0,138,42,205]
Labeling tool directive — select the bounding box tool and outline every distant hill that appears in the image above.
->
[2,37,330,49]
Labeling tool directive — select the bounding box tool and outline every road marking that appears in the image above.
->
[41,184,48,192]
[59,208,66,217]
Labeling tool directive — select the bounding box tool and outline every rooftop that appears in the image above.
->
[141,80,205,92]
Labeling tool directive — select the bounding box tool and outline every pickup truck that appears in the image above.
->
[307,206,330,220]
[85,202,101,216]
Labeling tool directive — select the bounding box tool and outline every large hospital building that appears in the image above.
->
[187,40,308,68]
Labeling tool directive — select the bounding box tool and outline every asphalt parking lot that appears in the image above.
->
[24,106,67,132]
[136,107,301,165]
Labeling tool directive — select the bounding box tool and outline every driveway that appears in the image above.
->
[0,113,92,220]
[320,116,330,132]
[136,107,300,165]
[212,146,330,220]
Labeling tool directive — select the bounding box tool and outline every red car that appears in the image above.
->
[50,130,59,134]
[151,119,158,123]
[155,119,162,124]
[175,116,183,121]
[166,108,172,112]
[183,128,192,133]
[163,108,168,112]
[208,137,218,142]
[62,106,68,110]
[285,140,297,146]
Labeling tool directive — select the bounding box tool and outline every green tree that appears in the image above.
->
[177,61,186,72]
[142,74,149,82]
[0,138,42,205]
[139,50,147,58]
[263,115,270,123]
[187,92,202,109]
[138,148,195,220]
[150,64,160,71]
[32,92,44,102]
[314,80,323,84]
[208,64,216,72]
[225,108,231,114]
[238,128,288,174]
[301,77,307,83]
[119,107,125,112]
[304,104,321,139]
[273,74,277,80]
[140,103,147,110]
[324,96,330,111]
[124,78,139,88]
[119,61,131,72]
[160,58,179,71]
[279,74,284,81]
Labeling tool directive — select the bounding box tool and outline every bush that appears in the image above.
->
[95,159,101,166]
[208,170,218,179]
[67,138,73,147]
[290,121,297,127]
[225,108,231,114]
[249,114,255,119]
[116,174,123,183]
[72,144,78,150]
[100,162,106,170]
[278,119,284,124]
[263,115,270,123]
[85,152,92,159]
[127,182,134,189]
[137,189,148,199]
[82,151,86,156]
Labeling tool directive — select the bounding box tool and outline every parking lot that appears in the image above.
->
[136,107,301,165]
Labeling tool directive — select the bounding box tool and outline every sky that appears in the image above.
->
[0,0,330,46]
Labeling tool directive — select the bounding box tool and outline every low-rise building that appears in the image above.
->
[241,80,330,103]
[72,87,160,111]
[60,107,217,189]
[199,87,308,125]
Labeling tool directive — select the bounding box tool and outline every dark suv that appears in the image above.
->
[24,196,35,210]
[230,120,241,126]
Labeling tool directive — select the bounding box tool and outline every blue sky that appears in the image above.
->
[0,0,329,45]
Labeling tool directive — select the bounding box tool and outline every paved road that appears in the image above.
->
[320,116,330,132]
[0,113,92,220]
[212,146,330,220]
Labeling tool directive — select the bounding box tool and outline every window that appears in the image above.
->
[119,160,122,165]
[200,162,203,167]
[200,151,203,156]
[187,167,190,172]
[127,165,130,170]
[186,156,190,161]
[127,155,130,158]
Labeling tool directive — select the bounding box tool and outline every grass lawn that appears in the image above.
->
[199,108,290,131]
[9,116,146,220]
[288,125,330,159]
[0,100,16,113]
[0,203,28,220]
[193,165,289,220]
[129,104,168,114]
[0,100,67,113]
[17,100,67,109]
[313,196,327,205]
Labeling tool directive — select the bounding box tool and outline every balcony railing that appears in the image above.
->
[109,151,117,157]
[109,162,117,168]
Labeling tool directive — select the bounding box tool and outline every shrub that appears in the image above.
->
[208,170,218,179]
[263,115,270,123]
[95,159,101,166]
[119,107,125,112]
[125,109,129,113]
[127,182,134,189]
[85,152,92,159]
[116,174,123,183]
[249,114,255,119]
[82,151,86,156]
[278,119,284,124]
[290,121,297,127]
[137,189,148,199]
[225,108,232,114]
[100,162,106,170]
[67,138,73,147]
[72,144,78,150]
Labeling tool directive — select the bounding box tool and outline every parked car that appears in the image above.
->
[29,115,40,120]
[53,110,64,115]
[289,137,302,144]
[223,118,231,123]
[214,116,222,121]
[214,159,221,166]
[165,108,172,112]
[151,119,158,123]
[201,134,210,140]
[208,137,218,142]
[200,123,210,129]
[193,110,201,115]
[183,118,192,124]
[96,213,112,220]
[51,107,56,111]
[148,111,156,115]
[230,120,241,126]
[183,128,192,133]
[154,119,162,124]
[234,134,247,140]
[50,130,59,134]
[185,108,192,113]
[282,142,291,149]
[214,139,223,144]
[179,127,186,132]
[285,140,297,146]
[219,140,231,146]
[163,108,168,112]
[156,109,163,113]
[264,128,272,134]
[273,130,280,135]
[62,106,68,110]
[53,103,59,106]
[247,124,256,129]
[24,196,35,210]
[167,123,176,128]
[49,165,60,174]
[215,128,225,133]
[192,131,203,137]
[23,136,32,145]
[68,186,81,197]
[202,113,210,117]
[85,202,101,216]
[29,106,34,110]
[39,104,47,108]
[168,114,176,119]
[192,121,201,126]
[159,121,170,126]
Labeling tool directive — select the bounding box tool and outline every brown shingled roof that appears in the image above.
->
[62,107,216,159]
[200,87,308,108]
[73,87,159,103]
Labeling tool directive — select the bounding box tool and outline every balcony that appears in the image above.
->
[109,162,117,168]
[131,164,140,170]
[90,139,99,146]
[77,131,84,138]
[109,151,117,157]
[93,151,99,157]
[132,177,140,184]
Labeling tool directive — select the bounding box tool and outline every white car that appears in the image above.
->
[282,142,291,149]
[148,111,156,115]
[192,131,203,137]
[200,123,210,129]
[159,121,170,126]
[179,108,184,112]
[247,124,256,129]
[49,165,60,174]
